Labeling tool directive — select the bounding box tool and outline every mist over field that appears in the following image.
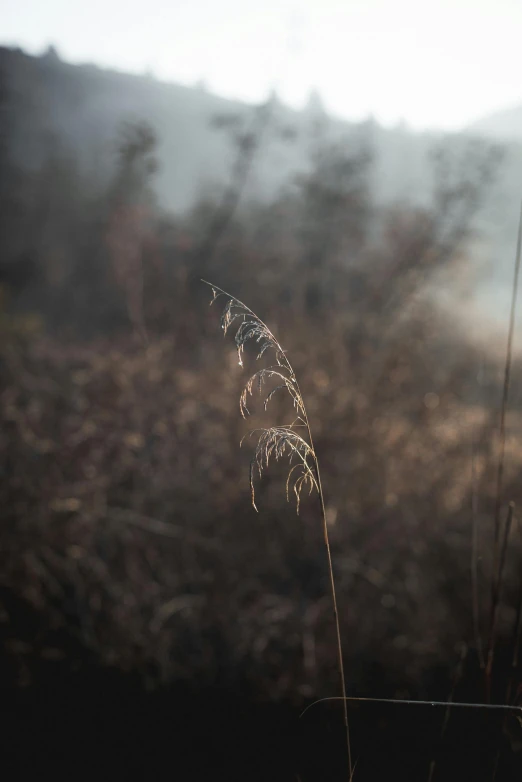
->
[1,5,522,778]
[2,43,522,323]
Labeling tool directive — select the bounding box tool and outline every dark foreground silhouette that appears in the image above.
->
[2,633,521,781]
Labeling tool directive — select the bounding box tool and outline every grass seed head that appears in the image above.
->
[205,281,317,513]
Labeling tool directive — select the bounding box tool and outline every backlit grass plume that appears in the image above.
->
[204,280,353,778]
[207,281,318,512]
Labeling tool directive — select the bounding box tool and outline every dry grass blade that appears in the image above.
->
[299,696,522,720]
[204,279,353,778]
[471,430,485,669]
[486,199,522,703]
[492,200,522,589]
[487,503,515,685]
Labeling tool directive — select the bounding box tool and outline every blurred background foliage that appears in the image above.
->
[0,49,521,770]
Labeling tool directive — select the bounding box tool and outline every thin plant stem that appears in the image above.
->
[471,430,485,669]
[299,695,522,719]
[486,503,514,686]
[298,390,353,779]
[471,432,486,669]
[427,643,468,782]
[505,541,522,705]
[492,200,522,592]
[512,581,522,673]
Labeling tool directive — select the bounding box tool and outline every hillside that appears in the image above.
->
[0,44,445,212]
[468,103,522,142]
[1,44,522,317]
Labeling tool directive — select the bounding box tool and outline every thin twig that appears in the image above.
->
[427,643,468,782]
[471,429,485,669]
[512,581,522,673]
[492,200,522,591]
[299,695,522,720]
[299,383,353,779]
[505,551,522,705]
[486,503,514,685]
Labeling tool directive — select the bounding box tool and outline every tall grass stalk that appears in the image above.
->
[204,280,353,778]
[492,201,522,579]
[471,431,485,669]
[487,200,522,693]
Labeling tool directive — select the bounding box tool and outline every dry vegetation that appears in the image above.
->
[1,111,522,777]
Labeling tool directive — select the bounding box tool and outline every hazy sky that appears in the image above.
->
[3,0,521,130]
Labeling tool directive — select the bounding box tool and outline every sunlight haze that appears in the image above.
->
[3,0,521,130]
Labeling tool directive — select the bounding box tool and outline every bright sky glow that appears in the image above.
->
[2,0,522,130]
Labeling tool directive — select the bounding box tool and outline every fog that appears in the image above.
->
[1,4,522,781]
[4,0,522,130]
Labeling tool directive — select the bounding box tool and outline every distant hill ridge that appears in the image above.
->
[1,45,521,213]
[4,44,470,212]
[0,44,351,211]
[2,43,522,309]
[467,103,522,142]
